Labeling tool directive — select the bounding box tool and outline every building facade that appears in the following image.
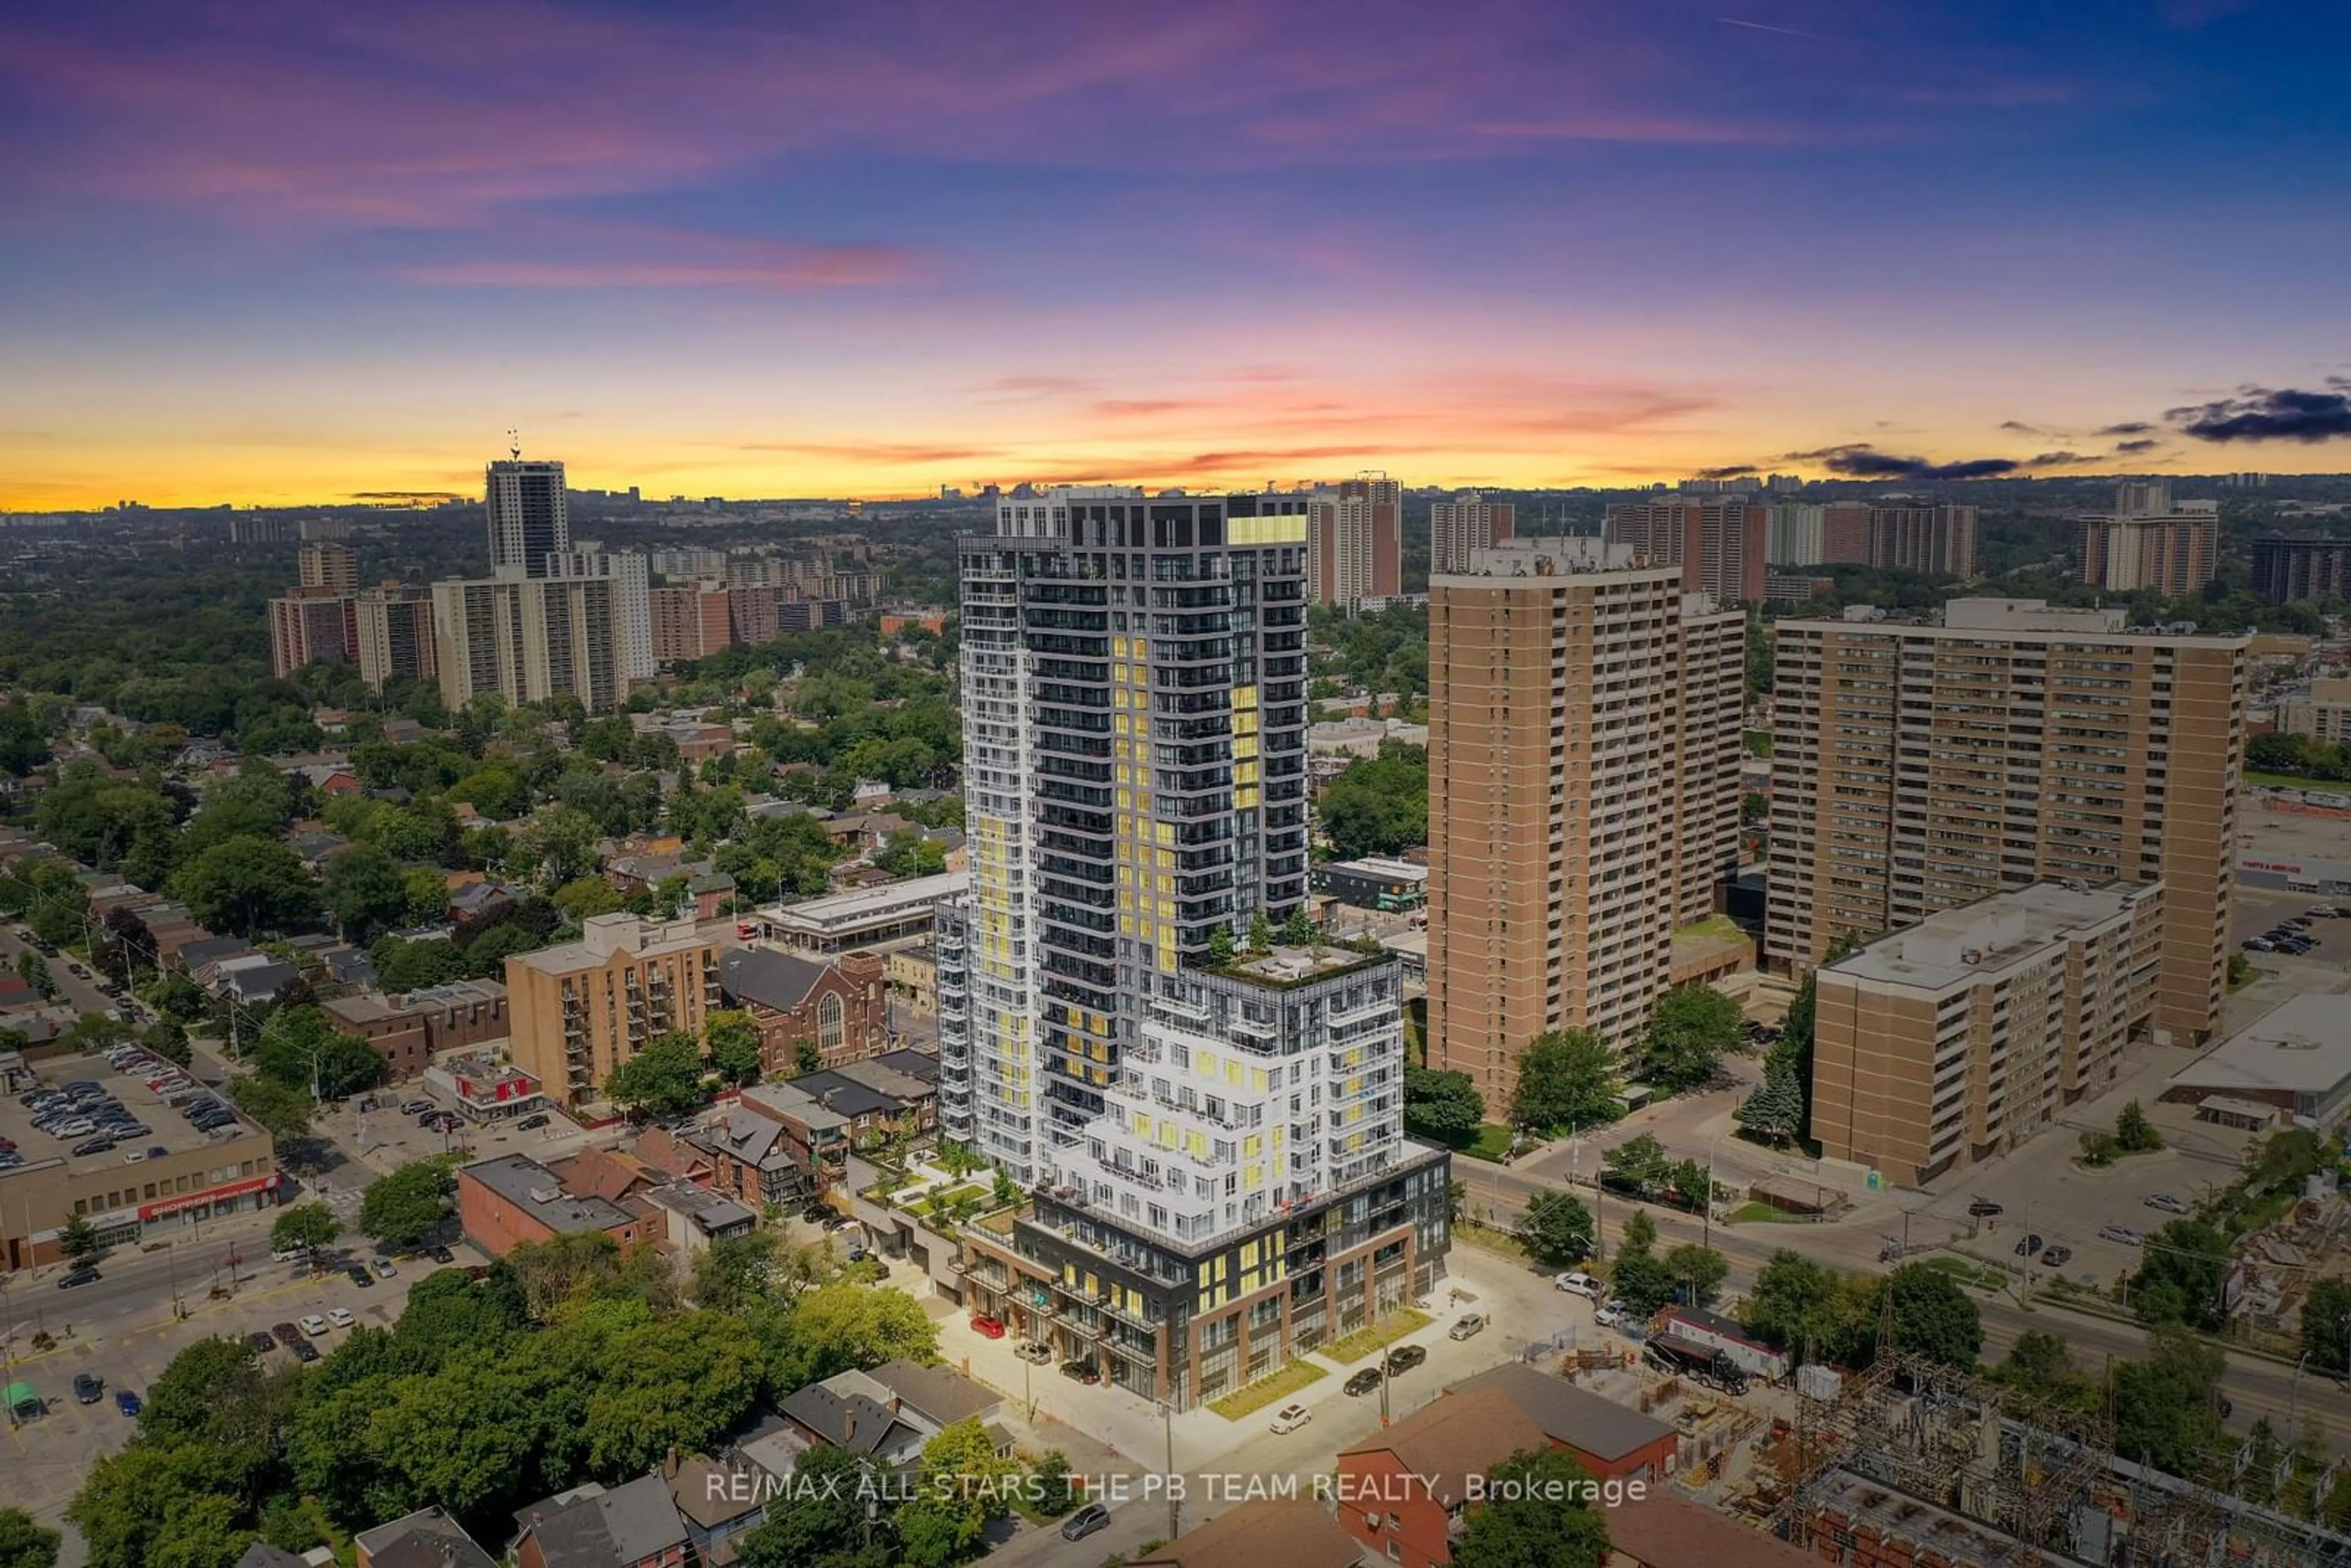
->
[1821,501,1871,565]
[504,913,723,1106]
[298,541,358,593]
[1430,491,1516,576]
[1768,599,2246,1045]
[937,486,1313,1183]
[2082,508,2219,595]
[1866,503,1978,576]
[321,980,509,1082]
[353,585,437,692]
[718,947,891,1075]
[1812,881,2164,1184]
[2277,677,2351,743]
[555,549,654,681]
[485,457,569,577]
[431,574,627,711]
[2251,536,2351,604]
[1603,500,1768,604]
[1308,475,1403,610]
[268,588,358,678]
[1426,539,1745,1104]
[1766,503,1826,566]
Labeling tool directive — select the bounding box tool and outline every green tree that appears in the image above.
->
[0,1507,61,1568]
[2303,1276,2351,1376]
[898,1417,1017,1568]
[320,843,410,942]
[603,1030,708,1117]
[874,830,948,879]
[271,1202,340,1264]
[1516,1191,1595,1268]
[705,1009,765,1086]
[1206,926,1234,964]
[2131,1220,2232,1331]
[255,1005,385,1100]
[694,1230,784,1311]
[13,951,51,999]
[1663,1244,1730,1306]
[1637,985,1746,1092]
[1450,1446,1611,1568]
[1248,910,1272,951]
[2113,1330,2227,1476]
[1608,1246,1677,1317]
[1511,1029,1619,1136]
[735,1444,895,1568]
[552,876,626,923]
[583,1310,769,1474]
[1314,745,1428,858]
[773,1281,940,1386]
[58,1212,100,1266]
[2115,1099,2164,1153]
[1401,1063,1485,1145]
[225,1074,314,1152]
[1029,1450,1076,1517]
[796,1037,823,1077]
[1600,1132,1670,1196]
[171,835,320,937]
[141,1019,192,1067]
[1736,1060,1805,1146]
[360,1157,458,1248]
[1745,1249,1845,1364]
[1281,906,1316,947]
[1621,1207,1657,1253]
[1884,1263,1982,1368]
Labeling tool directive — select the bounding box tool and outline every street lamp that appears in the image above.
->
[2291,1351,2312,1444]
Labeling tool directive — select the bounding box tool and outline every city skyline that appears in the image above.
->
[6,1,2351,509]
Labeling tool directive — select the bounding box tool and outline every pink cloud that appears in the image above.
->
[402,246,917,291]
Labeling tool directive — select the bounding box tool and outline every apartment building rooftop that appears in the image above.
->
[460,1152,635,1235]
[1210,942,1390,989]
[1431,534,1645,579]
[1827,881,2155,992]
[505,912,711,976]
[1780,596,2250,641]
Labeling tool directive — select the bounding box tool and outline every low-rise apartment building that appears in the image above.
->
[456,1151,651,1258]
[504,913,723,1108]
[321,979,508,1082]
[1813,880,2164,1185]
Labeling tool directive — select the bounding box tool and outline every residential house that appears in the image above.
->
[661,1455,765,1567]
[789,1055,939,1144]
[287,829,353,874]
[231,1544,312,1568]
[718,947,890,1075]
[512,1475,691,1568]
[324,947,378,988]
[1447,1364,1679,1483]
[352,1506,497,1568]
[778,1378,931,1467]
[1130,1500,1367,1568]
[700,1084,850,1206]
[687,871,736,920]
[448,880,522,921]
[1335,1387,1549,1568]
[214,954,300,1006]
[456,1151,650,1259]
[640,1180,756,1255]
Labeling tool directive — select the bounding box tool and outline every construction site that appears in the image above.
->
[1730,1350,2351,1567]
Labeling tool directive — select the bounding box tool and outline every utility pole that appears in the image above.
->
[1162,1399,1180,1542]
[1701,1135,1718,1251]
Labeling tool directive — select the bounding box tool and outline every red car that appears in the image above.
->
[970,1315,1006,1339]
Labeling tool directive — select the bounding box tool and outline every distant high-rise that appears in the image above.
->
[1308,474,1403,609]
[1865,503,1978,576]
[485,458,570,578]
[1427,538,1745,1105]
[297,541,358,594]
[1821,502,1871,564]
[1766,503,1825,566]
[2251,536,2351,604]
[268,589,358,678]
[1430,491,1517,576]
[1603,499,1768,604]
[554,550,653,681]
[1768,598,2246,1045]
[353,586,437,692]
[2081,484,2217,596]
[432,575,626,711]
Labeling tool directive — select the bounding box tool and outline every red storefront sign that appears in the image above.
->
[139,1172,279,1222]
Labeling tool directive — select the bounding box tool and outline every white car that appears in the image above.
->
[1269,1402,1313,1435]
[1595,1302,1630,1329]
[1553,1270,1604,1299]
[326,1307,355,1329]
[298,1315,329,1337]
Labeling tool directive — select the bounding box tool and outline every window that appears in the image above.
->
[819,992,845,1057]
[1386,1543,1401,1561]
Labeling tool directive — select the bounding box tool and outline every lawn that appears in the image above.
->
[1319,1309,1432,1365]
[1456,1123,1516,1163]
[1744,730,1772,758]
[2246,770,2343,793]
[1207,1359,1327,1420]
[1921,1256,2011,1291]
[1725,1201,1809,1225]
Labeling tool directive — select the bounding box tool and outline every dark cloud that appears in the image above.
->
[2026,451,2088,467]
[1783,443,2018,480]
[2168,386,2351,443]
[2113,438,2161,454]
[1694,464,1757,479]
[2094,421,2154,436]
[1999,420,2055,436]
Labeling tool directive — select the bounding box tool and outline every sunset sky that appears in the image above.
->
[4,0,2350,509]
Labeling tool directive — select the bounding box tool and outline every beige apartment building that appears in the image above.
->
[354,585,437,692]
[504,913,723,1107]
[432,573,626,712]
[1813,880,2163,1184]
[2082,511,2219,595]
[1430,491,1517,575]
[2278,677,2351,743]
[1308,474,1403,609]
[1768,599,2246,1045]
[1427,538,1746,1105]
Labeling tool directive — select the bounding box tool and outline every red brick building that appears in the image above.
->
[1336,1389,1548,1568]
[457,1152,649,1259]
[718,947,890,1075]
[1447,1364,1680,1482]
[321,980,509,1082]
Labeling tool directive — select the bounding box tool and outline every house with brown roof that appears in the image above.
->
[1130,1499,1365,1568]
[1335,1388,1548,1568]
[1603,1495,1817,1568]
[1447,1363,1680,1484]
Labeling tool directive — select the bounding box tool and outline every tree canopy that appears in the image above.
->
[1511,1028,1619,1136]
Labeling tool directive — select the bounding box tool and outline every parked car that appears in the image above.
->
[1594,1301,1632,1329]
[1553,1270,1603,1299]
[1059,1359,1100,1384]
[2099,1225,2146,1247]
[247,1332,278,1354]
[2241,939,2275,952]
[299,1315,329,1337]
[2041,1245,2072,1267]
[73,1373,102,1404]
[1060,1504,1111,1542]
[517,1112,551,1130]
[2146,1193,2192,1215]
[373,1258,396,1278]
[58,1267,100,1289]
[1448,1313,1487,1341]
[1016,1342,1054,1364]
[328,1307,355,1329]
[1385,1343,1427,1375]
[114,1389,141,1417]
[970,1316,1007,1339]
[271,1321,303,1346]
[271,1247,309,1264]
[1344,1367,1385,1396]
[399,1099,434,1115]
[429,1245,455,1264]
[2014,1233,2044,1257]
[288,1339,319,1364]
[1967,1197,2003,1217]
[345,1266,373,1288]
[1269,1402,1313,1434]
